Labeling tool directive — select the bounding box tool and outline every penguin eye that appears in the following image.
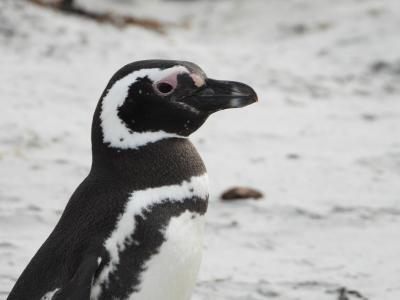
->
[154,81,175,96]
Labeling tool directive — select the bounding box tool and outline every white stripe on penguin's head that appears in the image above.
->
[100,66,190,150]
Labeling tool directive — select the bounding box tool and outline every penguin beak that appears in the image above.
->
[184,78,258,113]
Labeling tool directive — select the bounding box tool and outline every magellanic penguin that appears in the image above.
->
[7,60,258,300]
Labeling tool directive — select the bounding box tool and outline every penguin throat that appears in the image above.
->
[100,102,187,149]
[104,127,184,150]
[100,104,185,149]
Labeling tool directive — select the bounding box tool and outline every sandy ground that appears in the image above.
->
[1,0,400,299]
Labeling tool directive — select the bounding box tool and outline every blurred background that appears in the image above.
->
[1,0,400,299]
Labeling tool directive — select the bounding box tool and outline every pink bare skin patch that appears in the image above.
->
[153,70,205,96]
[190,74,205,87]
[153,71,182,96]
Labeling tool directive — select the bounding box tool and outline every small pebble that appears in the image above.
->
[221,187,263,200]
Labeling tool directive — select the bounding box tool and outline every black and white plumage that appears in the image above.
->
[7,60,257,300]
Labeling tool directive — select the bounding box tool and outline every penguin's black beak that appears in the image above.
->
[184,78,258,113]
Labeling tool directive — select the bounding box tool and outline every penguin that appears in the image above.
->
[7,59,257,300]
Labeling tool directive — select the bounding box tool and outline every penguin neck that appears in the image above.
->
[89,109,206,189]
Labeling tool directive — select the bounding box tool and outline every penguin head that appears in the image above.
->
[98,60,257,149]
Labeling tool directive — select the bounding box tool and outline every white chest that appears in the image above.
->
[128,211,205,300]
[91,174,209,300]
